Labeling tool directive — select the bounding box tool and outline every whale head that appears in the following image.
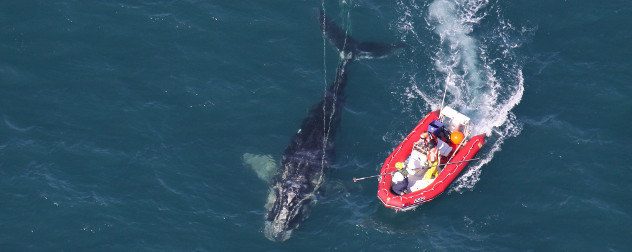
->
[264,177,313,242]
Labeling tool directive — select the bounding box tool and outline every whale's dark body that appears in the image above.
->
[264,10,402,242]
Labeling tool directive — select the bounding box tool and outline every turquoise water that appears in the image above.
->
[1,0,631,250]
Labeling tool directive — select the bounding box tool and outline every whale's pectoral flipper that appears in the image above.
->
[242,153,277,182]
[319,9,405,60]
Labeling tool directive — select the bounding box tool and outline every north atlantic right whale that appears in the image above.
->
[245,10,403,242]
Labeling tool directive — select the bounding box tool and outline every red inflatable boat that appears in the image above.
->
[377,107,485,211]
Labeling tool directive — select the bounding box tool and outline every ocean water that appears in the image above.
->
[1,0,631,250]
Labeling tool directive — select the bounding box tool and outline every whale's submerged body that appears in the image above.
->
[262,10,402,242]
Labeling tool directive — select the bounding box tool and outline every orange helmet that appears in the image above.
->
[451,131,464,145]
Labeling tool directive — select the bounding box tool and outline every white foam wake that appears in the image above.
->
[394,0,532,191]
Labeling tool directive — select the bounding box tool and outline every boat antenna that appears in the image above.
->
[439,81,448,117]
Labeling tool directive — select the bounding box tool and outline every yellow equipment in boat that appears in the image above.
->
[424,162,439,179]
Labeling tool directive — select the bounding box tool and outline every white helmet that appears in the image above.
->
[392,172,405,183]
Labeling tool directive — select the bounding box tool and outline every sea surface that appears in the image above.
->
[1,0,631,251]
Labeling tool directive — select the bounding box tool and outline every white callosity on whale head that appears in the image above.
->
[264,178,315,242]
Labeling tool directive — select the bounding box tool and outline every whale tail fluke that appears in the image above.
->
[318,9,404,60]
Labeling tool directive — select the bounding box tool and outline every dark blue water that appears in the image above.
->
[1,0,631,250]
